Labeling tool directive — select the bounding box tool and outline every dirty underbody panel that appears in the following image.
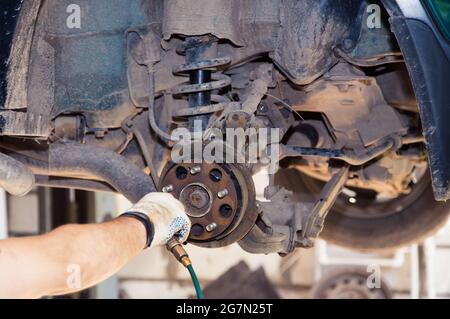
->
[0,0,440,254]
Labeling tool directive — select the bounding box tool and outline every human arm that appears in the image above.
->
[0,193,190,299]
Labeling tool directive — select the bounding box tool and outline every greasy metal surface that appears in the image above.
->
[171,78,231,95]
[159,162,257,247]
[283,63,406,149]
[301,165,349,244]
[171,37,230,129]
[179,182,213,218]
[173,57,231,74]
[0,152,35,196]
[14,143,156,203]
[3,0,369,136]
[54,116,85,142]
[281,139,395,166]
[160,163,241,242]
[172,103,225,117]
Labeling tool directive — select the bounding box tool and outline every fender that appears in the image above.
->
[0,0,23,106]
[382,0,450,200]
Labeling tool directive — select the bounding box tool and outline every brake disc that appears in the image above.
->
[159,162,258,248]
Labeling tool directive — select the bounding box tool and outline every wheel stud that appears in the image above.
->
[217,189,229,199]
[190,166,201,175]
[206,223,217,232]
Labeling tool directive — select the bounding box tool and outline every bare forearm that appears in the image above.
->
[47,217,147,295]
[0,217,146,298]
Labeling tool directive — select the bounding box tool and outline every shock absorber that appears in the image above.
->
[172,36,231,130]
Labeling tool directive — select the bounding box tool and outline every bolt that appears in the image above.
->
[94,130,107,138]
[258,102,268,113]
[206,223,217,232]
[217,189,229,199]
[190,166,201,175]
[189,190,209,209]
[343,38,354,51]
[162,185,174,193]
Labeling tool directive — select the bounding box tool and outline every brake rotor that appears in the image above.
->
[159,162,258,248]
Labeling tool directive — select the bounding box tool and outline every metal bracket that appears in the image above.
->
[297,165,350,248]
[239,165,350,255]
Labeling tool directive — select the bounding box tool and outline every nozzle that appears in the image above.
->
[166,238,192,268]
[166,237,204,299]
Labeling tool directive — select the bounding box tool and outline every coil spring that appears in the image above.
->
[171,57,232,118]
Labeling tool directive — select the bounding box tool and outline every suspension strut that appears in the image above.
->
[172,36,232,130]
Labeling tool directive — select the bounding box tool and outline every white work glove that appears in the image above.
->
[126,192,191,247]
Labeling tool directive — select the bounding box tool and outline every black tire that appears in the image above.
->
[274,168,450,251]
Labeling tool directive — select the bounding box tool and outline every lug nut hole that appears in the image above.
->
[209,169,223,182]
[175,166,188,180]
[219,204,233,218]
[191,224,204,236]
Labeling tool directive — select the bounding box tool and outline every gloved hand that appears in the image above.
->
[126,192,191,247]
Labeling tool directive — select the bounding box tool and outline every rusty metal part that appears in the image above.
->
[159,162,257,248]
[171,75,231,96]
[171,37,231,129]
[290,149,426,199]
[299,165,349,247]
[280,138,396,166]
[180,182,213,217]
[173,57,231,75]
[54,116,86,142]
[11,143,156,203]
[241,64,274,114]
[283,63,406,148]
[240,166,349,254]
[34,175,115,194]
[172,103,226,118]
[120,113,160,185]
[334,46,404,67]
[402,134,426,145]
[0,152,35,196]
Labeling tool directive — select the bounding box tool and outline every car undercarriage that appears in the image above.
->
[1,0,450,254]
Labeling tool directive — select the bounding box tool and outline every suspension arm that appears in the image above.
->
[298,165,350,247]
[280,138,396,166]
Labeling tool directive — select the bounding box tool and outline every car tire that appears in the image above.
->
[274,168,450,251]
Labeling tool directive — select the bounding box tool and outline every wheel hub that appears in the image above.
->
[180,183,213,217]
[159,162,258,248]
